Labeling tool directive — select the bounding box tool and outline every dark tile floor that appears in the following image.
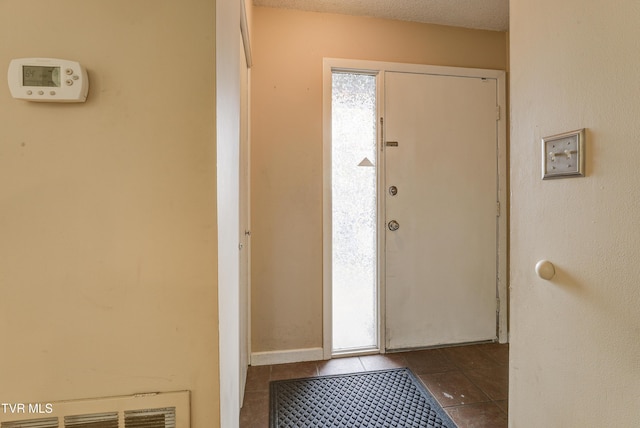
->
[240,342,509,428]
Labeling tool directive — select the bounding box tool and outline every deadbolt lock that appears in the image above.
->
[388,220,400,231]
[389,185,398,196]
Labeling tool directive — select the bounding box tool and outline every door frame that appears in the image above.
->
[322,58,508,359]
[239,0,252,406]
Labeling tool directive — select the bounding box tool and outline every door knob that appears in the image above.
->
[535,260,555,280]
[388,220,400,231]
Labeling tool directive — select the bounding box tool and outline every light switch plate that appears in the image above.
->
[542,128,585,179]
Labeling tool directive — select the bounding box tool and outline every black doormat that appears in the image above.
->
[270,367,457,427]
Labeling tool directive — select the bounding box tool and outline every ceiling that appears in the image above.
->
[253,0,509,31]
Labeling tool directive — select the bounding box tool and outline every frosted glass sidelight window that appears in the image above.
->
[331,72,377,353]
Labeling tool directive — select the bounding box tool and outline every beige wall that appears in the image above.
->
[251,6,507,353]
[510,0,640,426]
[0,1,220,426]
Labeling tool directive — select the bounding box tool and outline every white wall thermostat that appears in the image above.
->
[8,58,89,102]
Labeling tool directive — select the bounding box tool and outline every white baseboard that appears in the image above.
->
[250,347,324,366]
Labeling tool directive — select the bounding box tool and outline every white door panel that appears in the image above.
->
[385,71,498,350]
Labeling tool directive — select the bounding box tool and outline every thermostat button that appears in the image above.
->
[66,79,74,86]
[50,91,56,95]
[72,75,79,80]
[38,90,44,95]
[26,90,33,95]
[65,68,73,75]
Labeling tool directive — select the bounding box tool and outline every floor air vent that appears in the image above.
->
[64,413,118,428]
[124,408,175,428]
[0,392,188,428]
[1,418,58,428]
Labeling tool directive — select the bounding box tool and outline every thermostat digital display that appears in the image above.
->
[8,58,89,102]
[23,65,61,87]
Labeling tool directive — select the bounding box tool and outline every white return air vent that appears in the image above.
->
[0,391,189,428]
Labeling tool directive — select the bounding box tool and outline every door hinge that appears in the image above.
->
[496,105,501,121]
[496,201,501,217]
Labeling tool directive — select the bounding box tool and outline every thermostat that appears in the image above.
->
[7,58,89,102]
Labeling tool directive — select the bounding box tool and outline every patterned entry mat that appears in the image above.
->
[270,367,457,428]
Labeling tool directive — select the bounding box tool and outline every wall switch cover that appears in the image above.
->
[542,128,585,179]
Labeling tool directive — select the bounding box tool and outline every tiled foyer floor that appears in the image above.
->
[240,342,509,427]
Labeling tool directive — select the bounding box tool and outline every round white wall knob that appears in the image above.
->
[535,260,555,280]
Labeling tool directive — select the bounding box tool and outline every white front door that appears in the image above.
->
[384,71,498,350]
